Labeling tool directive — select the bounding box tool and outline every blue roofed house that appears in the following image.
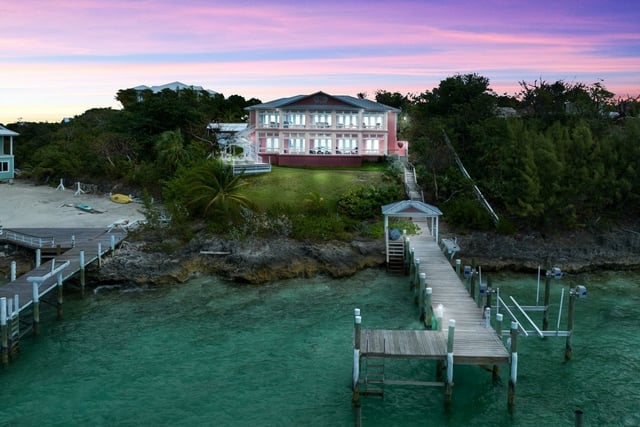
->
[0,125,19,181]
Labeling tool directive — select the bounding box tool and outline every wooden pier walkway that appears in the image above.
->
[359,219,508,364]
[410,220,508,364]
[353,216,510,406]
[0,227,127,313]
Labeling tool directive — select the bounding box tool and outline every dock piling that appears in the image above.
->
[32,280,40,336]
[542,270,552,331]
[352,308,362,407]
[508,321,519,407]
[98,242,102,269]
[1,297,7,367]
[10,261,16,282]
[413,258,420,303]
[423,287,432,326]
[57,273,64,320]
[418,273,426,311]
[496,313,503,338]
[565,289,576,361]
[79,250,86,292]
[445,319,456,404]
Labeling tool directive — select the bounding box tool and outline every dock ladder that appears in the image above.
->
[361,338,386,397]
[387,239,405,274]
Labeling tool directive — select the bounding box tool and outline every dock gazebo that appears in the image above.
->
[381,200,442,271]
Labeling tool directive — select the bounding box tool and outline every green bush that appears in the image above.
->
[337,184,404,220]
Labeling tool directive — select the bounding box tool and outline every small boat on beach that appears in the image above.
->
[75,203,103,214]
[110,193,133,204]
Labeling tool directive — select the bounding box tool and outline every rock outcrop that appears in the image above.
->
[95,235,387,285]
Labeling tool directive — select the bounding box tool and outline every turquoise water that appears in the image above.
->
[0,268,638,426]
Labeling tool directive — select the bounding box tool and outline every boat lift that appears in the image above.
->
[492,266,587,360]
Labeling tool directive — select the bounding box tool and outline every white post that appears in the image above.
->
[496,313,503,337]
[445,319,455,403]
[353,348,360,389]
[508,321,519,406]
[536,266,541,305]
[32,280,41,335]
[36,248,41,268]
[98,242,102,268]
[14,295,19,315]
[32,281,39,304]
[1,297,7,366]
[484,307,491,328]
[10,261,16,281]
[0,298,6,326]
[79,250,86,290]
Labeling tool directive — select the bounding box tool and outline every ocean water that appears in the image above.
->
[0,268,638,426]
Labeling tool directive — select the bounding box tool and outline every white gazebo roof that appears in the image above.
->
[381,200,442,218]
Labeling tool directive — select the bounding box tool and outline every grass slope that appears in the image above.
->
[243,166,387,211]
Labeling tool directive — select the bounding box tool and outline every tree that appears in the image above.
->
[165,159,253,224]
[155,130,191,174]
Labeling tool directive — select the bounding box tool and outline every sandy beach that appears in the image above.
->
[0,180,146,229]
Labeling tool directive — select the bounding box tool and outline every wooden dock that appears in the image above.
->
[353,218,510,405]
[0,227,128,365]
[1,227,126,312]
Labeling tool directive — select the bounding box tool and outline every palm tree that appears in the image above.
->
[182,159,253,221]
[156,130,191,174]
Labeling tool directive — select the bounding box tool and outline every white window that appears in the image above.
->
[0,161,8,172]
[336,112,358,129]
[363,113,384,129]
[266,135,279,152]
[336,134,358,153]
[283,112,305,128]
[312,134,332,153]
[364,134,382,154]
[312,112,332,128]
[287,134,305,153]
[260,111,279,127]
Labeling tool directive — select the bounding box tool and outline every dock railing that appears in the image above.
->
[0,229,55,248]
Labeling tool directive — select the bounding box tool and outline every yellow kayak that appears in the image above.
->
[111,193,133,204]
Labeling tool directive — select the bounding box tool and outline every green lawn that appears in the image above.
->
[243,166,387,211]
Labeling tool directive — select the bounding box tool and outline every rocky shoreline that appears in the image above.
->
[3,224,639,286]
[90,223,640,285]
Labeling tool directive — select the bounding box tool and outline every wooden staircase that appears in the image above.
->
[387,240,405,274]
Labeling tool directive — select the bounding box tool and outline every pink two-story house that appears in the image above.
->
[245,91,406,167]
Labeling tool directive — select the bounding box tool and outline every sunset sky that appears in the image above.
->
[1,0,639,123]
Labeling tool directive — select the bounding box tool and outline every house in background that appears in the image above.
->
[132,81,217,102]
[0,125,19,181]
[244,91,407,167]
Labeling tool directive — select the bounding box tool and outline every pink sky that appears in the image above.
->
[1,0,639,123]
